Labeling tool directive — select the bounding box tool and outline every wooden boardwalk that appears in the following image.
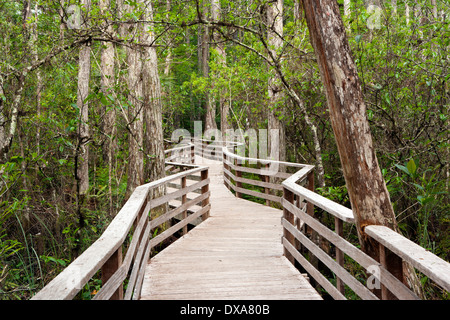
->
[140,156,322,300]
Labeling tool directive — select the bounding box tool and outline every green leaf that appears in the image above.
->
[417,195,433,205]
[412,183,424,191]
[395,164,410,176]
[407,159,417,175]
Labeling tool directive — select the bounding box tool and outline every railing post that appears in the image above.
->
[223,152,231,191]
[264,163,270,206]
[378,241,403,300]
[181,176,187,235]
[191,144,195,164]
[307,170,314,217]
[283,187,295,264]
[235,157,242,198]
[201,168,210,220]
[335,217,345,295]
[101,247,123,300]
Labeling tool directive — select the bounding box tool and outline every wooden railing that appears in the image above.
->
[32,144,210,300]
[193,138,313,206]
[281,169,450,299]
[223,147,312,206]
[164,143,195,164]
[215,139,450,300]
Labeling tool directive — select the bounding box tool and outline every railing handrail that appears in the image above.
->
[283,174,354,224]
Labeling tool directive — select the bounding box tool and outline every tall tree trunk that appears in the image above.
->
[267,0,286,162]
[0,78,5,161]
[391,0,397,15]
[141,0,167,224]
[344,0,351,16]
[32,1,42,158]
[125,3,145,197]
[301,0,422,297]
[405,0,410,25]
[211,0,229,140]
[100,0,117,216]
[294,0,301,21]
[164,0,172,76]
[198,0,216,131]
[430,0,437,20]
[76,0,92,195]
[142,0,165,183]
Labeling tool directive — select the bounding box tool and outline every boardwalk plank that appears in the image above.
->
[140,156,321,300]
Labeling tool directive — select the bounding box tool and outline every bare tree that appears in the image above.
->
[142,0,165,183]
[267,0,286,162]
[125,1,145,197]
[100,0,117,215]
[76,0,92,195]
[198,0,217,131]
[211,0,229,140]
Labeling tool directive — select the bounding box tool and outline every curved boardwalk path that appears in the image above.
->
[140,156,322,300]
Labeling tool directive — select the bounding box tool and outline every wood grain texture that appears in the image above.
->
[140,156,321,300]
[366,225,450,292]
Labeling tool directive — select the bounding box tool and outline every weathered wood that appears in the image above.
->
[224,175,281,203]
[124,221,151,300]
[224,157,292,179]
[150,192,209,229]
[167,182,202,194]
[223,167,282,203]
[233,184,281,203]
[283,179,354,223]
[35,139,449,301]
[234,157,242,198]
[365,225,450,292]
[264,163,270,206]
[149,204,211,248]
[149,177,209,209]
[140,156,321,300]
[283,187,295,264]
[223,166,283,191]
[306,170,315,217]
[282,218,379,300]
[223,147,305,168]
[93,202,151,300]
[101,247,123,300]
[201,169,210,220]
[335,217,345,295]
[32,185,150,300]
[283,238,346,300]
[281,199,419,300]
[181,176,187,235]
[301,0,399,269]
[132,233,152,300]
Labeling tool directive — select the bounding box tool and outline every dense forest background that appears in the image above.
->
[0,0,448,299]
